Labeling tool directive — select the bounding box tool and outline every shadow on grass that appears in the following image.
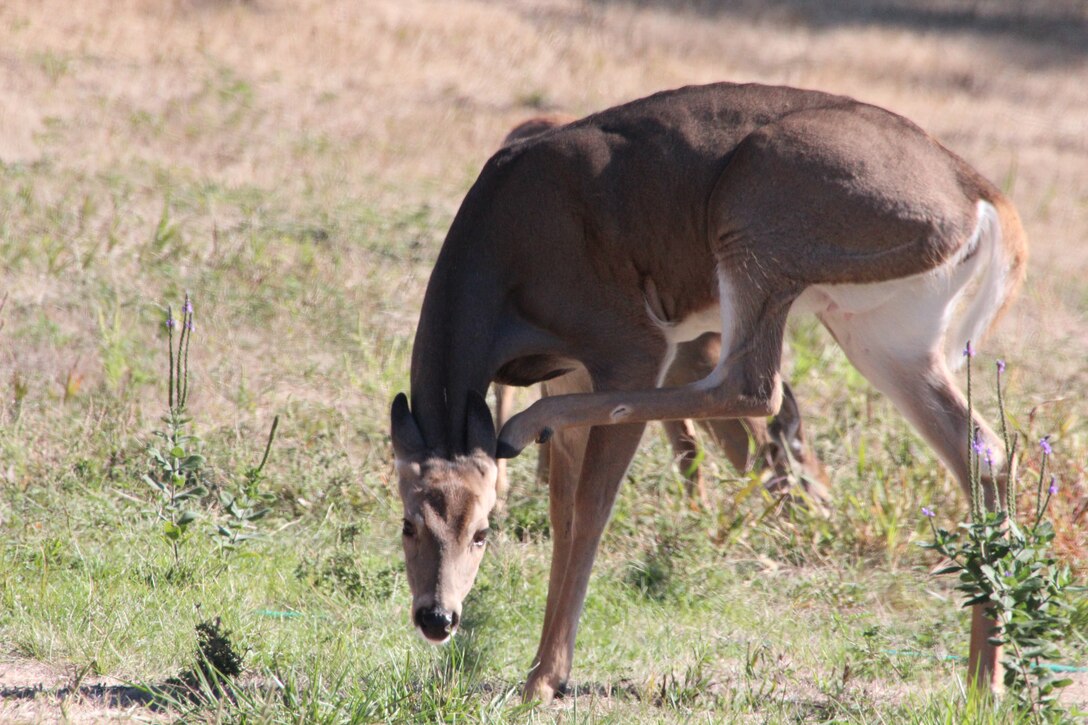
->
[586,0,1088,66]
[0,673,862,720]
[0,681,156,709]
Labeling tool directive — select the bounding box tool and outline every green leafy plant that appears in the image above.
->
[922,349,1084,721]
[143,294,206,572]
[213,415,278,554]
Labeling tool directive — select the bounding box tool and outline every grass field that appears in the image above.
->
[1,0,1086,722]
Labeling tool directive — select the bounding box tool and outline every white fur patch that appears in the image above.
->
[610,405,631,421]
[694,271,736,391]
[644,271,729,348]
[795,199,1001,367]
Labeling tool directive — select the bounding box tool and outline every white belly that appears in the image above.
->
[660,304,721,345]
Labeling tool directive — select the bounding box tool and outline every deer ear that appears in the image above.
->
[464,390,496,457]
[390,393,426,461]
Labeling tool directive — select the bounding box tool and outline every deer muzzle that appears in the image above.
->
[415,605,459,643]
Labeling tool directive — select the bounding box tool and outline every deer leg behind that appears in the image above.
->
[661,418,707,507]
[665,333,752,480]
[668,333,831,506]
[758,382,832,506]
[536,381,554,484]
[816,270,1006,693]
[661,334,725,507]
[496,382,552,490]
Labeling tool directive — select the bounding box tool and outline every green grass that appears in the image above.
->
[2,159,1086,719]
[1,210,1084,722]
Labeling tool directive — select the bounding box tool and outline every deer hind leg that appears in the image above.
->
[814,266,1006,692]
[664,332,828,506]
[666,333,752,471]
[497,271,795,456]
[536,381,555,484]
[495,382,552,492]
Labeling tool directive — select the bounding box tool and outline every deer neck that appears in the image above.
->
[409,229,503,458]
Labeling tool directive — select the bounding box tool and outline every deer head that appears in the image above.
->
[389,391,498,643]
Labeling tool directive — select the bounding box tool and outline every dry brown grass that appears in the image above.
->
[3,0,1085,333]
[3,0,1084,502]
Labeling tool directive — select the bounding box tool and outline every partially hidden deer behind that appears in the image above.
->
[390,82,1027,703]
[492,114,830,509]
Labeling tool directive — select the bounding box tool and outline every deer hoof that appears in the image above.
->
[523,673,559,705]
[496,439,521,459]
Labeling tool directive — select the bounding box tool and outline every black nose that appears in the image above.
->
[415,606,458,641]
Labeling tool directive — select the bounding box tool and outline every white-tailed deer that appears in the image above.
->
[492,116,830,507]
[390,82,1027,703]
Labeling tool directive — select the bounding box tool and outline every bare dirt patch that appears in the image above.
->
[0,656,159,724]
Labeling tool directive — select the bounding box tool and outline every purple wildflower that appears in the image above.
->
[921,506,935,518]
[1005,571,1014,578]
[166,314,175,329]
[1049,476,1058,496]
[964,341,976,358]
[996,359,1006,373]
[984,446,994,468]
[1040,435,1053,456]
[185,319,194,331]
[183,294,193,315]
[972,433,985,456]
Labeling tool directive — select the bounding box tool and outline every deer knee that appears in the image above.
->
[703,369,782,419]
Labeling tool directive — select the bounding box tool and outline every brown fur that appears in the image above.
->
[493,117,830,507]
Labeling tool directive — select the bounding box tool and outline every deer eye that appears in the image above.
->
[402,519,416,537]
[472,528,489,547]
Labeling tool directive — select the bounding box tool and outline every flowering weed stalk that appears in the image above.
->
[141,294,281,566]
[922,350,1083,721]
[143,294,206,574]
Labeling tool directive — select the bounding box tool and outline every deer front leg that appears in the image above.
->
[528,422,587,695]
[528,369,591,668]
[525,420,647,704]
